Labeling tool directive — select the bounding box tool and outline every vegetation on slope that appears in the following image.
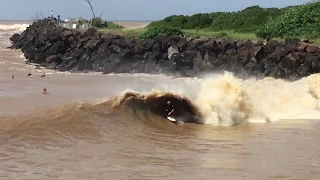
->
[256,2,320,39]
[91,17,124,29]
[147,1,320,40]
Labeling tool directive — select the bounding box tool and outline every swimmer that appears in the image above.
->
[42,88,48,94]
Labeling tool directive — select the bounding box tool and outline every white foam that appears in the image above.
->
[194,72,320,126]
[0,24,29,31]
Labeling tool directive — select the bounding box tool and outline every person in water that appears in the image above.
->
[42,88,48,94]
[166,101,174,116]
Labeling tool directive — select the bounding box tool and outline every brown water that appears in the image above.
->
[0,22,320,180]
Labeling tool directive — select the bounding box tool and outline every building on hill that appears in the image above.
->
[59,17,90,30]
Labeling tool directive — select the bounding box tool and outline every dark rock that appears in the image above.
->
[296,42,308,52]
[8,18,320,80]
[46,61,57,69]
[177,38,187,50]
[281,53,301,70]
[142,39,155,50]
[60,29,73,40]
[77,37,90,48]
[46,55,63,64]
[285,38,300,45]
[84,39,102,50]
[135,44,146,54]
[236,39,253,48]
[267,40,279,54]
[10,33,21,43]
[152,42,161,52]
[251,45,266,61]
[311,59,320,73]
[306,45,320,54]
[83,28,100,38]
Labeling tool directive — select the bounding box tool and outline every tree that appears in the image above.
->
[78,0,96,23]
[78,0,107,27]
[31,10,44,22]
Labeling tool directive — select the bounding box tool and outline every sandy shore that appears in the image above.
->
[110,21,151,29]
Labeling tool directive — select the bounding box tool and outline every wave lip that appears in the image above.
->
[111,90,203,124]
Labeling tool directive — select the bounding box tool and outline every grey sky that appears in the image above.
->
[0,0,309,21]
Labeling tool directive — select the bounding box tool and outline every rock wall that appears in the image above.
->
[10,18,320,80]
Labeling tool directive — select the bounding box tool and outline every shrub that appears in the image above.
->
[147,13,212,29]
[91,17,108,28]
[148,6,285,33]
[148,15,187,29]
[138,26,184,40]
[210,6,284,33]
[255,2,320,39]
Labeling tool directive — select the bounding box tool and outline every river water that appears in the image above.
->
[0,21,320,180]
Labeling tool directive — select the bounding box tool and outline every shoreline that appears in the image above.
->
[9,18,320,81]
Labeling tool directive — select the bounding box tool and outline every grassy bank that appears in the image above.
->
[99,27,320,46]
[100,28,258,40]
[100,28,145,38]
[89,2,320,45]
[143,2,320,43]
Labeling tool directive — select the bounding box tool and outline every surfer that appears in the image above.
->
[42,88,48,94]
[166,101,174,116]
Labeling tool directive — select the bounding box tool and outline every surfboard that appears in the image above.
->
[167,117,176,122]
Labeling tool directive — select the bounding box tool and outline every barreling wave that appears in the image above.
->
[0,91,201,141]
[1,72,320,141]
[110,72,320,127]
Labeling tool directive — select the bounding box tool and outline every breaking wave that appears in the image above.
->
[1,72,320,140]
[0,23,29,31]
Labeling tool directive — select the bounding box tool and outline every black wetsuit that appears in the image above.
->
[166,104,174,116]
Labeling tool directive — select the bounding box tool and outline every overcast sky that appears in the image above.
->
[0,0,309,21]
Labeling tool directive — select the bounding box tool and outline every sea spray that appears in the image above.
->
[195,72,255,126]
[194,72,320,126]
[0,24,29,31]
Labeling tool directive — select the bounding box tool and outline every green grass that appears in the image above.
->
[98,27,320,46]
[100,28,145,38]
[313,38,320,46]
[183,29,259,40]
[105,22,124,29]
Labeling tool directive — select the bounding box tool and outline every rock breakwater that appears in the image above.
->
[10,19,320,80]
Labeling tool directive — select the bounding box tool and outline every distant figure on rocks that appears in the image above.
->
[57,15,61,25]
[51,10,54,18]
[42,88,48,94]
